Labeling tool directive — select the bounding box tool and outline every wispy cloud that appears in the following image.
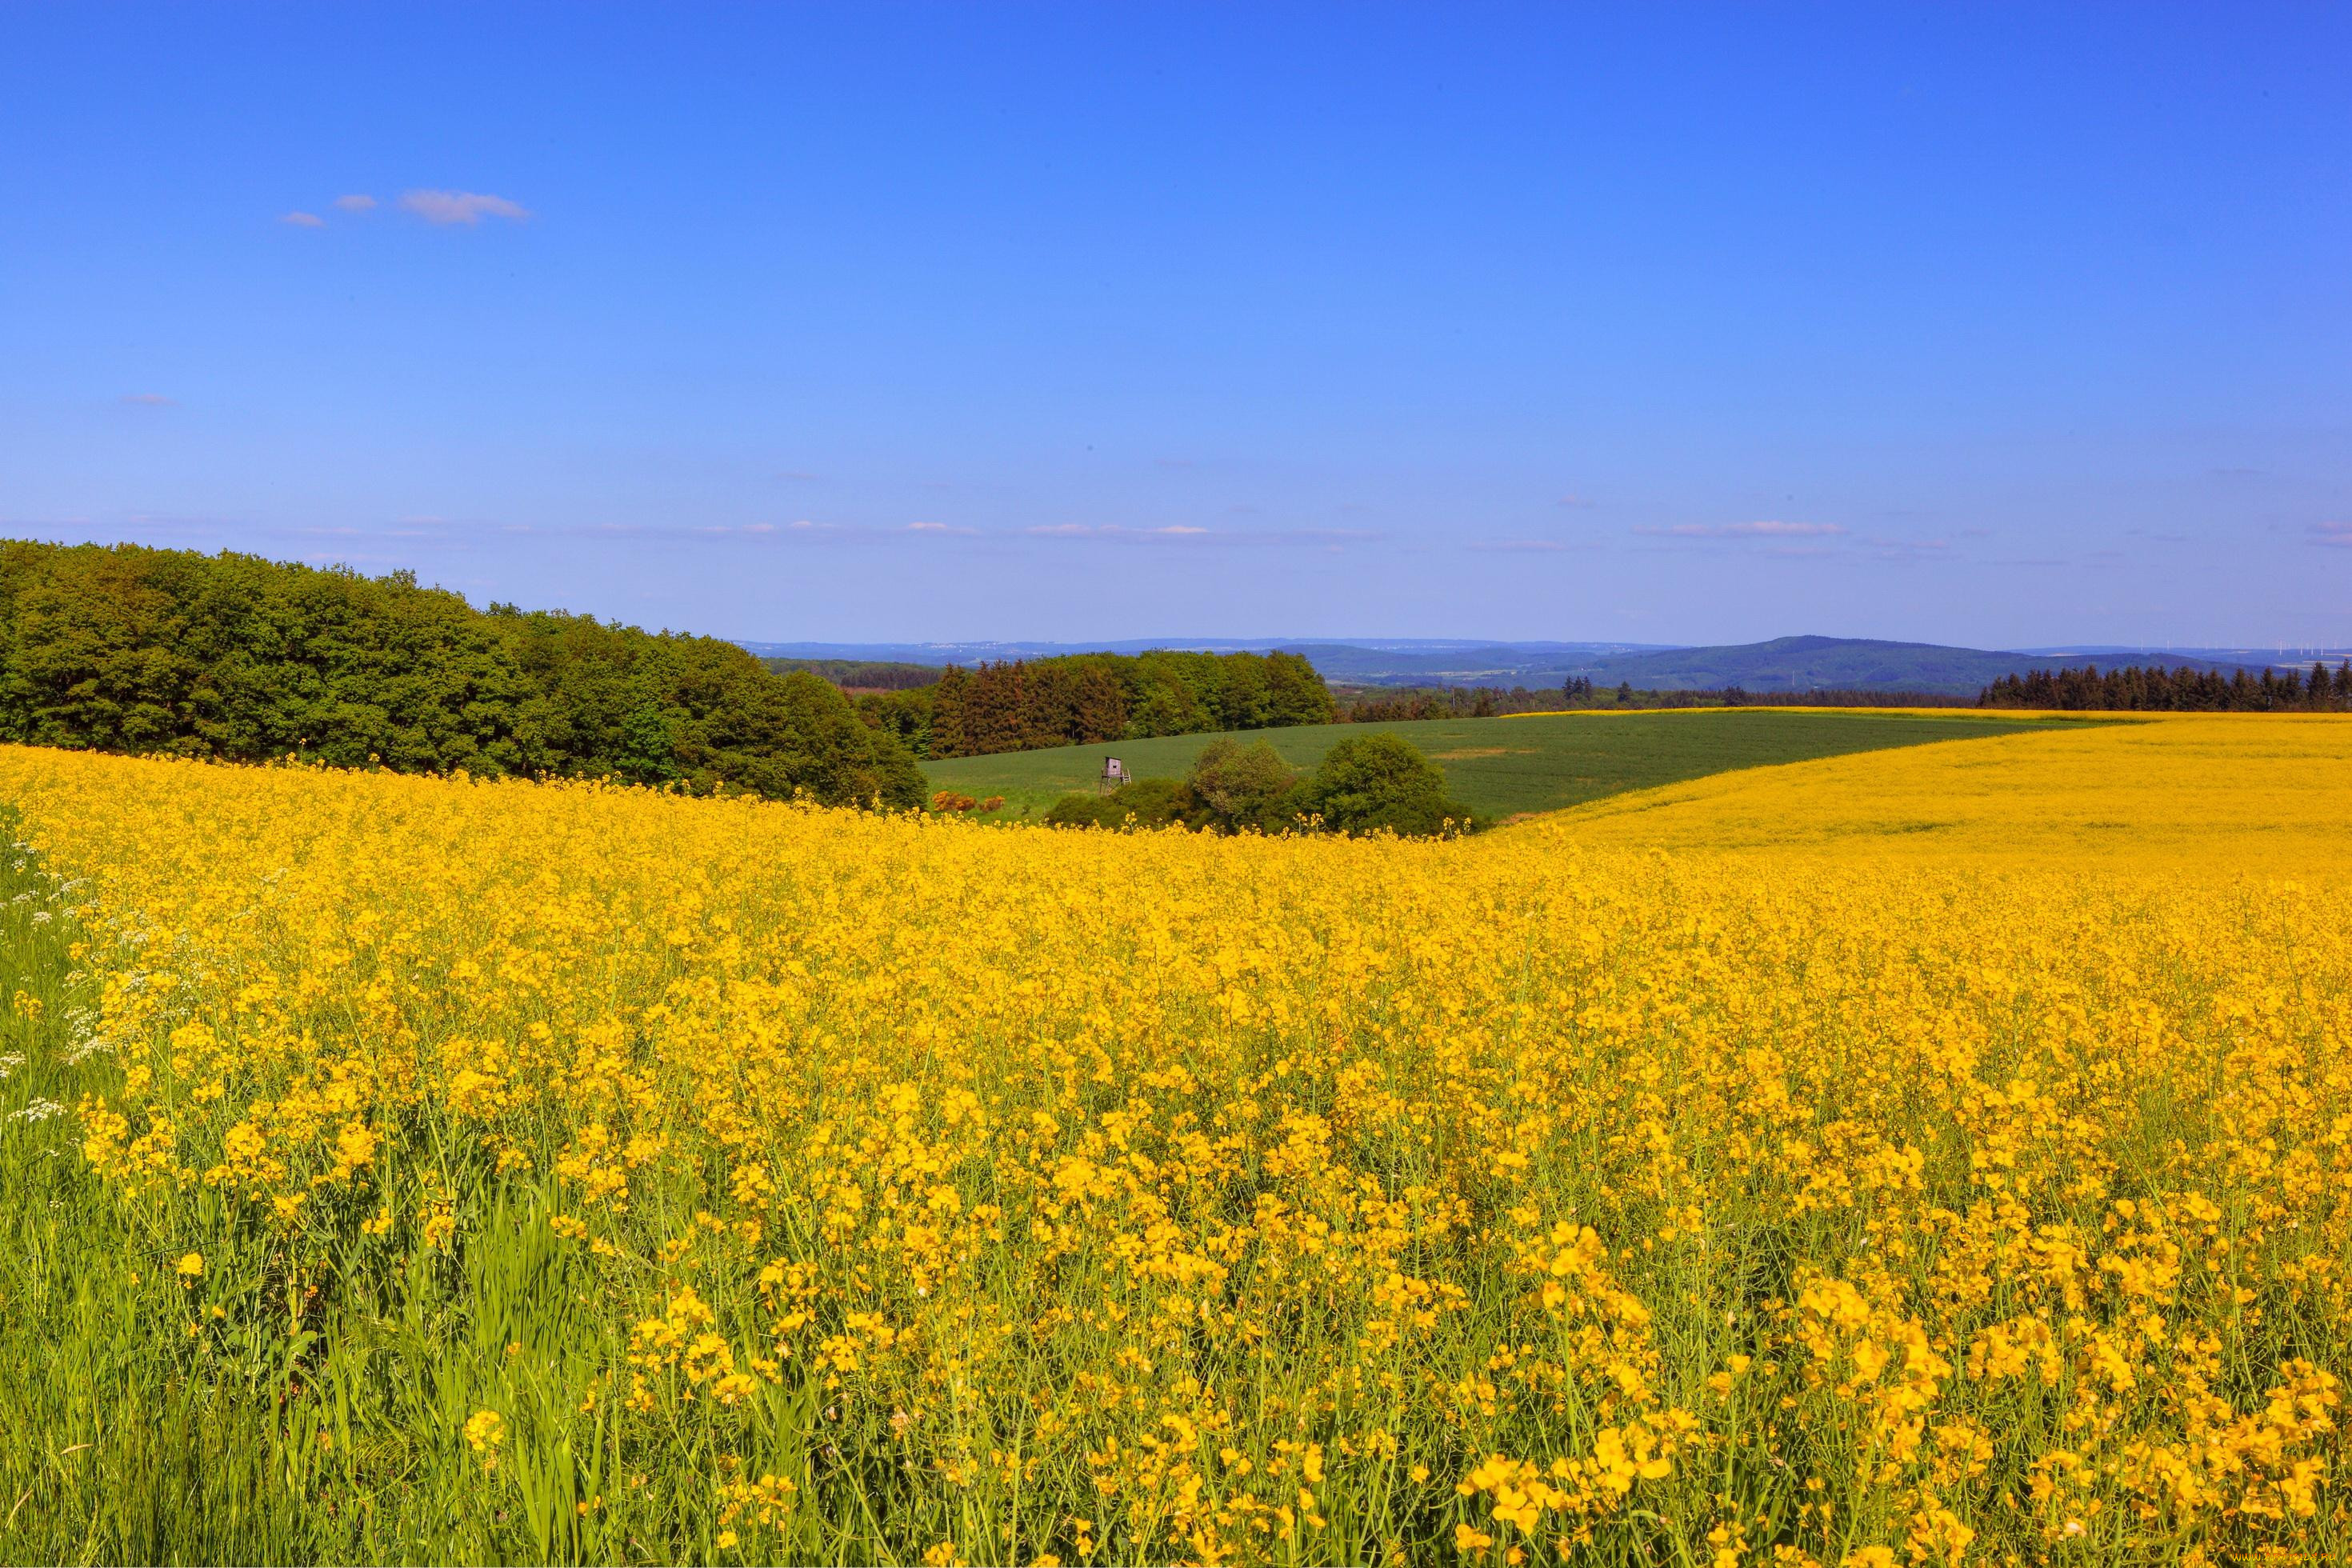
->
[906,521,981,536]
[1864,538,1950,562]
[1466,539,1572,554]
[334,194,378,213]
[1634,519,1848,540]
[399,189,530,226]
[1023,523,1217,541]
[774,470,822,482]
[1556,494,1598,509]
[2311,523,2352,550]
[281,210,326,228]
[119,393,176,406]
[1023,522,1377,548]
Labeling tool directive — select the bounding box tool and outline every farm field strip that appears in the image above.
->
[919,707,2082,822]
[0,715,2347,1562]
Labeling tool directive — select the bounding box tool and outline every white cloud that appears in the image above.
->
[399,189,530,226]
[334,194,378,212]
[281,210,326,228]
[1023,523,1210,539]
[1023,522,1376,547]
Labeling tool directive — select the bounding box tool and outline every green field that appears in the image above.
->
[921,708,2079,823]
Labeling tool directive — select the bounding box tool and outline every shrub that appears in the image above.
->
[1299,733,1470,836]
[1042,777,1193,830]
[1186,738,1302,833]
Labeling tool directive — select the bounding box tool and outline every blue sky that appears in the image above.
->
[3,4,2346,649]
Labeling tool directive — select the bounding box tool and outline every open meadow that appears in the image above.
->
[2,715,2349,1564]
[917,709,2076,822]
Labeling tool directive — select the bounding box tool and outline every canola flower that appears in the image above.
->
[2,714,2350,1563]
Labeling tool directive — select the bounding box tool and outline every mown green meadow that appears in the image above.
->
[918,708,2076,822]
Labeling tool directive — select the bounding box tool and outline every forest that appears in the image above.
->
[0,540,923,807]
[853,649,1335,758]
[1978,662,2352,711]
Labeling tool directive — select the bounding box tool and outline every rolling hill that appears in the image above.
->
[921,708,2078,824]
[741,635,2287,698]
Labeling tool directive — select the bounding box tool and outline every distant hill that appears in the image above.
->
[1297,637,2286,697]
[737,637,1668,671]
[737,634,2302,699]
[1564,636,2064,697]
[1562,636,2290,697]
[1272,642,1670,686]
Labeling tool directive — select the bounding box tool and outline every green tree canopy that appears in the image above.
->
[0,539,922,808]
[1299,733,1470,837]
[1186,738,1302,832]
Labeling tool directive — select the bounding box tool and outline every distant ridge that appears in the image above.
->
[736,634,2310,697]
[735,637,1673,664]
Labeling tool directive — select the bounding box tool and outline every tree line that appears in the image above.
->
[1978,662,2352,711]
[855,650,1336,759]
[0,540,924,806]
[758,657,942,691]
[1338,680,1970,720]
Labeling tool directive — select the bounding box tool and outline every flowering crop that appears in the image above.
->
[2,714,2350,1563]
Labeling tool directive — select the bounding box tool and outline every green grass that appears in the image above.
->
[0,814,753,1564]
[919,708,2081,824]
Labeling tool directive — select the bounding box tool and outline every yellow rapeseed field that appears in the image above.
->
[2,713,2349,1563]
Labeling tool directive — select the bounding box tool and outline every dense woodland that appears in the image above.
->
[1978,662,2352,711]
[758,657,942,691]
[0,541,923,806]
[854,650,1335,758]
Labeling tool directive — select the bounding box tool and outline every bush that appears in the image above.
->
[1299,734,1470,836]
[1186,738,1302,833]
[1043,776,1193,830]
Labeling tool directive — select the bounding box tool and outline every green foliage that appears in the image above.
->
[1045,735,1472,838]
[0,539,921,807]
[1982,661,2352,711]
[923,648,1334,759]
[1186,738,1302,832]
[926,710,2074,826]
[1299,734,1471,836]
[1042,775,1194,830]
[757,656,941,690]
[852,684,934,758]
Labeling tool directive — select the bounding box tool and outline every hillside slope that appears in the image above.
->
[922,708,2069,823]
[1570,635,2058,695]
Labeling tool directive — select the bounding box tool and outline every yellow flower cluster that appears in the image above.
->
[6,713,2351,1562]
